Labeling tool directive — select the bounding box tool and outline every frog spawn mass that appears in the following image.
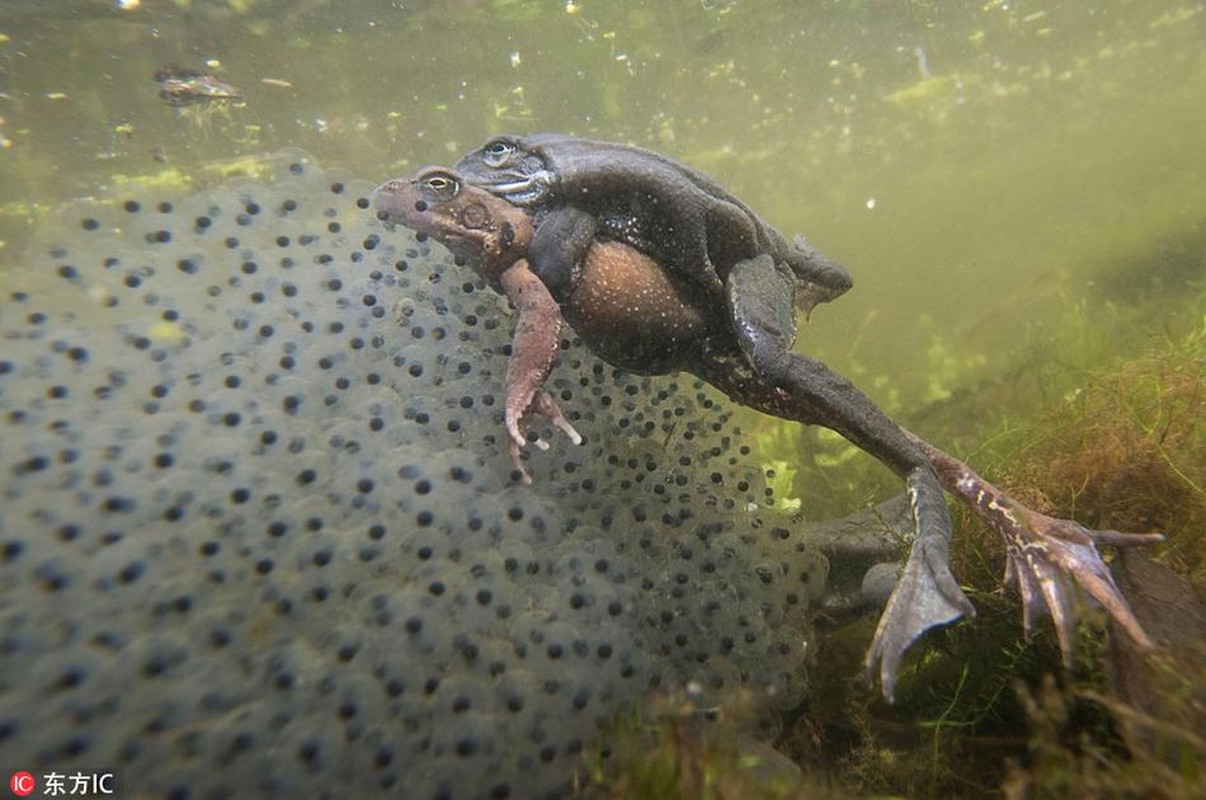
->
[0,154,833,799]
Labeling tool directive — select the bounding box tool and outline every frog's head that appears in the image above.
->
[453,135,556,205]
[372,167,533,285]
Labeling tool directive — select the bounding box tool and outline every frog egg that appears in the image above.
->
[0,153,823,798]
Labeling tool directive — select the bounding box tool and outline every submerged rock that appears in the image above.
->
[0,152,836,799]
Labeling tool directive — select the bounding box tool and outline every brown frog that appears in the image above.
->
[371,167,1162,700]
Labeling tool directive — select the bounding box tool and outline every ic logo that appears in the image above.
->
[9,771,36,797]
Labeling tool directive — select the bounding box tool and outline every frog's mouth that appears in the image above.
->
[485,169,555,205]
[370,182,410,226]
[434,232,488,262]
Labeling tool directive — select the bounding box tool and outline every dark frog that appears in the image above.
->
[450,137,937,485]
[372,166,1162,701]
[452,134,970,692]
[453,133,852,314]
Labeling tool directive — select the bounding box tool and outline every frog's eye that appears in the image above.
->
[482,139,515,167]
[420,172,459,201]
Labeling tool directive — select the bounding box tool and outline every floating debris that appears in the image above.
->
[153,66,244,108]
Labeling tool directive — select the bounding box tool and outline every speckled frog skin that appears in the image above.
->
[373,166,1163,701]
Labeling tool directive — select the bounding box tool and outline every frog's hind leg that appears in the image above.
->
[904,432,1162,664]
[725,255,974,701]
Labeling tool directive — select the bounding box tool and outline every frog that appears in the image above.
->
[453,133,853,317]
[372,167,1162,701]
[451,134,970,693]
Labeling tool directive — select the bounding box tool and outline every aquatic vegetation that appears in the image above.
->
[1030,335,1204,567]
[767,318,1205,797]
[578,688,843,800]
[1004,671,1203,799]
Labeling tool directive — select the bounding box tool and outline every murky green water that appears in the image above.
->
[1,3,1202,796]
[2,0,1202,410]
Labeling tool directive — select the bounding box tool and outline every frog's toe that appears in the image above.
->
[531,390,583,446]
[864,470,975,702]
[1001,512,1162,664]
[904,432,1163,669]
[507,438,535,485]
[504,390,582,484]
[505,414,529,452]
[787,233,854,310]
[865,546,973,703]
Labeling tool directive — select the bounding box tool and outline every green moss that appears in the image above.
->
[740,276,1203,796]
[1005,670,1203,798]
[577,690,849,800]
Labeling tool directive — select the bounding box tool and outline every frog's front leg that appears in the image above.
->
[725,255,974,701]
[497,258,583,483]
[527,206,597,301]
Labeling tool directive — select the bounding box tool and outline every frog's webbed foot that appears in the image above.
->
[506,389,583,484]
[1003,514,1161,660]
[786,233,854,319]
[864,468,976,702]
[905,432,1163,665]
[725,255,973,701]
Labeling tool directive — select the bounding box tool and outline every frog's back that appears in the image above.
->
[521,135,783,278]
[519,134,738,203]
[458,133,852,304]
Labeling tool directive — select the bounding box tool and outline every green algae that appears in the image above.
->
[583,313,1203,797]
[577,689,849,800]
[736,290,1204,796]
